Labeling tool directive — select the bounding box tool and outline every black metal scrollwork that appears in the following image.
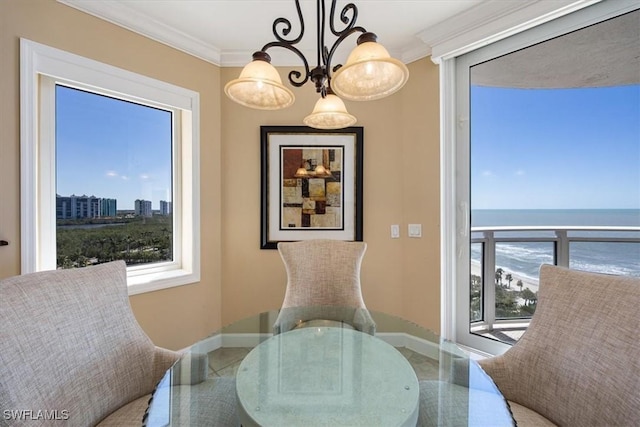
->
[256,0,368,95]
[330,1,358,36]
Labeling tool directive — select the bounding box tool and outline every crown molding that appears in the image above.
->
[58,0,433,66]
[219,50,254,69]
[58,0,221,65]
[222,48,330,68]
[400,44,432,64]
[419,0,602,63]
[58,0,602,68]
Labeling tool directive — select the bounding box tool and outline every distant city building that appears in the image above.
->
[160,200,172,216]
[56,194,116,219]
[135,199,153,217]
[101,198,117,217]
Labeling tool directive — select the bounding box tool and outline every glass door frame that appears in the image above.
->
[439,0,640,355]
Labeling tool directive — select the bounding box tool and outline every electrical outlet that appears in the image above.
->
[391,224,400,239]
[408,224,422,238]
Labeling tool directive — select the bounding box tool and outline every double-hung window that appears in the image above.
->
[21,39,200,294]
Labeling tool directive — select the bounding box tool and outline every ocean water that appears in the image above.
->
[471,209,640,280]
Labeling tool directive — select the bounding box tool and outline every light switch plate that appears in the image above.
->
[408,224,422,238]
[391,224,400,239]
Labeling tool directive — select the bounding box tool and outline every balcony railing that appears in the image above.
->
[470,226,640,344]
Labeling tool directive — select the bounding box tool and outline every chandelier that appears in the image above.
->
[224,0,410,129]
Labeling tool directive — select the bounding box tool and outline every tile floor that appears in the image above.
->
[207,346,442,381]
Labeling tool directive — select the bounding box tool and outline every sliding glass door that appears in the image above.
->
[453,2,640,355]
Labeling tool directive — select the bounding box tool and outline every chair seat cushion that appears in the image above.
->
[507,401,557,427]
[96,394,149,426]
[294,319,355,330]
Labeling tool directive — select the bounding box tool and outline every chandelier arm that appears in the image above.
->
[329,1,359,37]
[271,0,305,44]
[324,26,367,77]
[261,42,312,87]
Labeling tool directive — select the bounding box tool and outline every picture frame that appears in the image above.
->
[260,126,363,249]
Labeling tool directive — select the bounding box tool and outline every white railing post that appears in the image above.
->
[483,231,496,331]
[555,230,569,267]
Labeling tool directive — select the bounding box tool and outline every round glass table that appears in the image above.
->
[143,307,514,427]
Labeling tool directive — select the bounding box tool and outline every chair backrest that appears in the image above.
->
[484,264,640,426]
[0,261,158,426]
[277,239,368,308]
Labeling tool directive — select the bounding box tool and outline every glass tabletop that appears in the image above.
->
[143,307,514,427]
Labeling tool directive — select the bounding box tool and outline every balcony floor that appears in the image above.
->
[475,328,526,345]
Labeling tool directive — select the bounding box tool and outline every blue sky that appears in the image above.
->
[471,84,640,210]
[56,85,172,210]
[56,83,639,211]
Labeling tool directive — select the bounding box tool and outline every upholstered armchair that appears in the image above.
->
[273,239,376,335]
[479,264,640,426]
[0,261,181,426]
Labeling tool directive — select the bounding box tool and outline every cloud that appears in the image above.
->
[515,169,526,176]
[139,174,150,180]
[481,170,494,177]
[106,170,118,178]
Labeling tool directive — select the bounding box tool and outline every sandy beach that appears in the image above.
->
[470,260,540,293]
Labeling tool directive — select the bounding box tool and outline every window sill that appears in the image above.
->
[127,268,199,295]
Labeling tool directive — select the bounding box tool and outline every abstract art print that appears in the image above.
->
[261,126,363,249]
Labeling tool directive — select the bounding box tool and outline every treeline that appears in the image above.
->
[470,268,538,321]
[56,215,173,269]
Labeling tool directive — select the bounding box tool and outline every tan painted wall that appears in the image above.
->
[0,0,223,350]
[1,0,441,348]
[220,59,440,330]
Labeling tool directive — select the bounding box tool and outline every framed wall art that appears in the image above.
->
[260,126,363,249]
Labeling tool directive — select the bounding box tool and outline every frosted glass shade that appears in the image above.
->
[303,94,357,129]
[332,41,409,101]
[224,59,294,110]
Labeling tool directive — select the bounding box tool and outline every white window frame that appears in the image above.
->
[435,0,639,355]
[20,39,200,295]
